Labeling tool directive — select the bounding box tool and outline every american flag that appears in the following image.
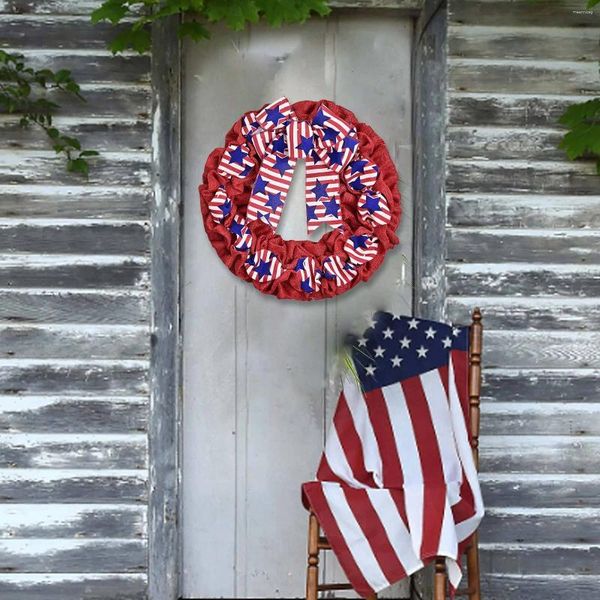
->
[302,312,484,597]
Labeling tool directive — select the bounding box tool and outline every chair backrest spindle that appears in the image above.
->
[468,308,483,470]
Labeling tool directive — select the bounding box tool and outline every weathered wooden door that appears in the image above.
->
[182,12,413,598]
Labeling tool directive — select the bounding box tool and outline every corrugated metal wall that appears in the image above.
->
[0,1,151,597]
[445,1,600,598]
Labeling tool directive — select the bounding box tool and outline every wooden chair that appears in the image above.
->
[305,309,483,600]
[435,308,482,600]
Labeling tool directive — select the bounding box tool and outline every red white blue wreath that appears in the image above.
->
[199,97,401,300]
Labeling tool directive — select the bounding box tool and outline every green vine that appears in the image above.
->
[91,0,331,54]
[0,50,98,176]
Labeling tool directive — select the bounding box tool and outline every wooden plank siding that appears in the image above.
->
[0,2,151,598]
[446,1,600,598]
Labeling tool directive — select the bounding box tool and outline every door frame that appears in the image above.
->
[148,1,446,597]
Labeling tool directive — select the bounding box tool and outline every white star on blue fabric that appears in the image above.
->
[407,318,419,330]
[416,345,428,358]
[391,355,402,368]
[425,326,436,339]
[365,364,376,377]
[382,327,394,339]
[374,346,385,358]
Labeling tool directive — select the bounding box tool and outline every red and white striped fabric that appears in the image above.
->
[305,153,343,233]
[358,191,392,227]
[323,255,357,287]
[208,186,232,223]
[344,157,379,192]
[294,256,322,294]
[229,214,253,252]
[344,234,379,265]
[287,119,314,160]
[314,105,354,147]
[244,248,283,283]
[255,97,292,131]
[302,313,484,598]
[246,153,297,229]
[217,143,255,179]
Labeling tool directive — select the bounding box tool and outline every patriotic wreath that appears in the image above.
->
[199,97,401,300]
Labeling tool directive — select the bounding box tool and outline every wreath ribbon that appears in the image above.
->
[219,97,359,234]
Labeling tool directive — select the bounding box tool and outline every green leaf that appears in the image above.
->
[587,0,599,7]
[204,0,260,30]
[559,98,600,128]
[91,0,129,23]
[61,136,82,150]
[79,150,100,157]
[47,127,60,139]
[67,157,90,176]
[109,26,152,53]
[558,98,600,170]
[178,20,210,41]
[54,69,72,84]
[64,80,82,96]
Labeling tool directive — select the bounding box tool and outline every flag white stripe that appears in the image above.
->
[323,422,368,489]
[381,384,424,554]
[449,357,485,541]
[366,488,424,574]
[322,483,390,592]
[420,370,463,497]
[343,377,383,488]
[436,497,459,558]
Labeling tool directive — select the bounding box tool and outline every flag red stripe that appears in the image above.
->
[334,393,377,487]
[302,482,375,597]
[344,487,408,583]
[363,388,404,488]
[401,376,446,557]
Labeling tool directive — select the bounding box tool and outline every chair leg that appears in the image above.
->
[466,533,481,600]
[306,512,320,600]
[434,557,447,600]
